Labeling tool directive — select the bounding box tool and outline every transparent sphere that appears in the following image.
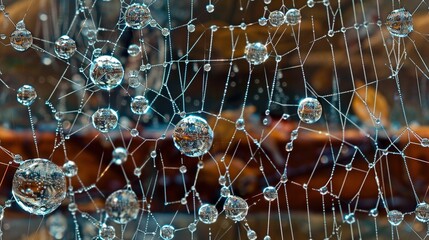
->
[99,225,115,240]
[112,147,128,165]
[160,224,175,240]
[263,186,277,201]
[90,55,124,90]
[344,213,355,224]
[188,222,197,232]
[386,8,413,37]
[369,208,378,217]
[127,44,141,57]
[220,186,230,197]
[17,85,37,106]
[12,158,66,215]
[297,97,322,124]
[415,202,429,222]
[198,204,218,224]
[131,95,149,115]
[62,161,78,177]
[236,118,245,130]
[105,189,139,224]
[387,210,403,226]
[269,10,285,27]
[10,23,33,51]
[91,108,119,133]
[223,195,248,222]
[173,116,214,157]
[54,35,76,59]
[125,3,151,29]
[245,42,268,65]
[285,8,301,25]
[247,230,257,240]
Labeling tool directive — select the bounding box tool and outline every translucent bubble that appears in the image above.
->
[415,202,429,222]
[386,8,413,37]
[54,35,76,59]
[17,85,37,106]
[63,161,78,177]
[173,116,214,157]
[297,97,322,124]
[54,112,64,121]
[130,128,139,137]
[131,95,149,115]
[236,118,245,130]
[99,225,115,240]
[319,186,328,195]
[160,224,175,240]
[220,186,230,197]
[125,3,151,29]
[10,21,32,51]
[218,175,226,185]
[12,158,66,215]
[269,10,285,27]
[13,154,23,164]
[258,17,268,26]
[204,63,211,72]
[307,0,315,8]
[198,204,218,224]
[247,230,257,240]
[369,208,378,217]
[93,48,102,58]
[223,195,248,222]
[188,222,197,232]
[91,108,119,133]
[285,8,301,25]
[105,189,139,224]
[161,28,170,36]
[264,236,271,240]
[264,0,271,4]
[187,24,196,32]
[179,165,187,173]
[112,147,128,165]
[90,55,124,90]
[47,213,67,239]
[68,202,77,213]
[245,42,268,65]
[263,186,277,201]
[206,4,215,13]
[421,138,429,147]
[387,210,403,226]
[344,213,355,224]
[127,44,141,57]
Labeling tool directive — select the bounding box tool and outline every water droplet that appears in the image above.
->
[99,225,115,240]
[91,108,118,133]
[285,8,301,25]
[12,158,66,215]
[245,42,268,65]
[90,55,124,90]
[297,97,322,124]
[386,8,413,37]
[17,85,37,106]
[160,224,175,240]
[131,95,149,115]
[125,3,151,29]
[198,204,218,224]
[173,116,214,157]
[105,189,139,224]
[112,147,128,165]
[127,44,141,57]
[263,186,277,201]
[206,4,215,13]
[63,161,78,177]
[269,10,285,27]
[415,202,429,222]
[223,195,248,221]
[54,35,76,59]
[387,210,403,226]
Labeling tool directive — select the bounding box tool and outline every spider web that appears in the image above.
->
[0,0,428,239]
